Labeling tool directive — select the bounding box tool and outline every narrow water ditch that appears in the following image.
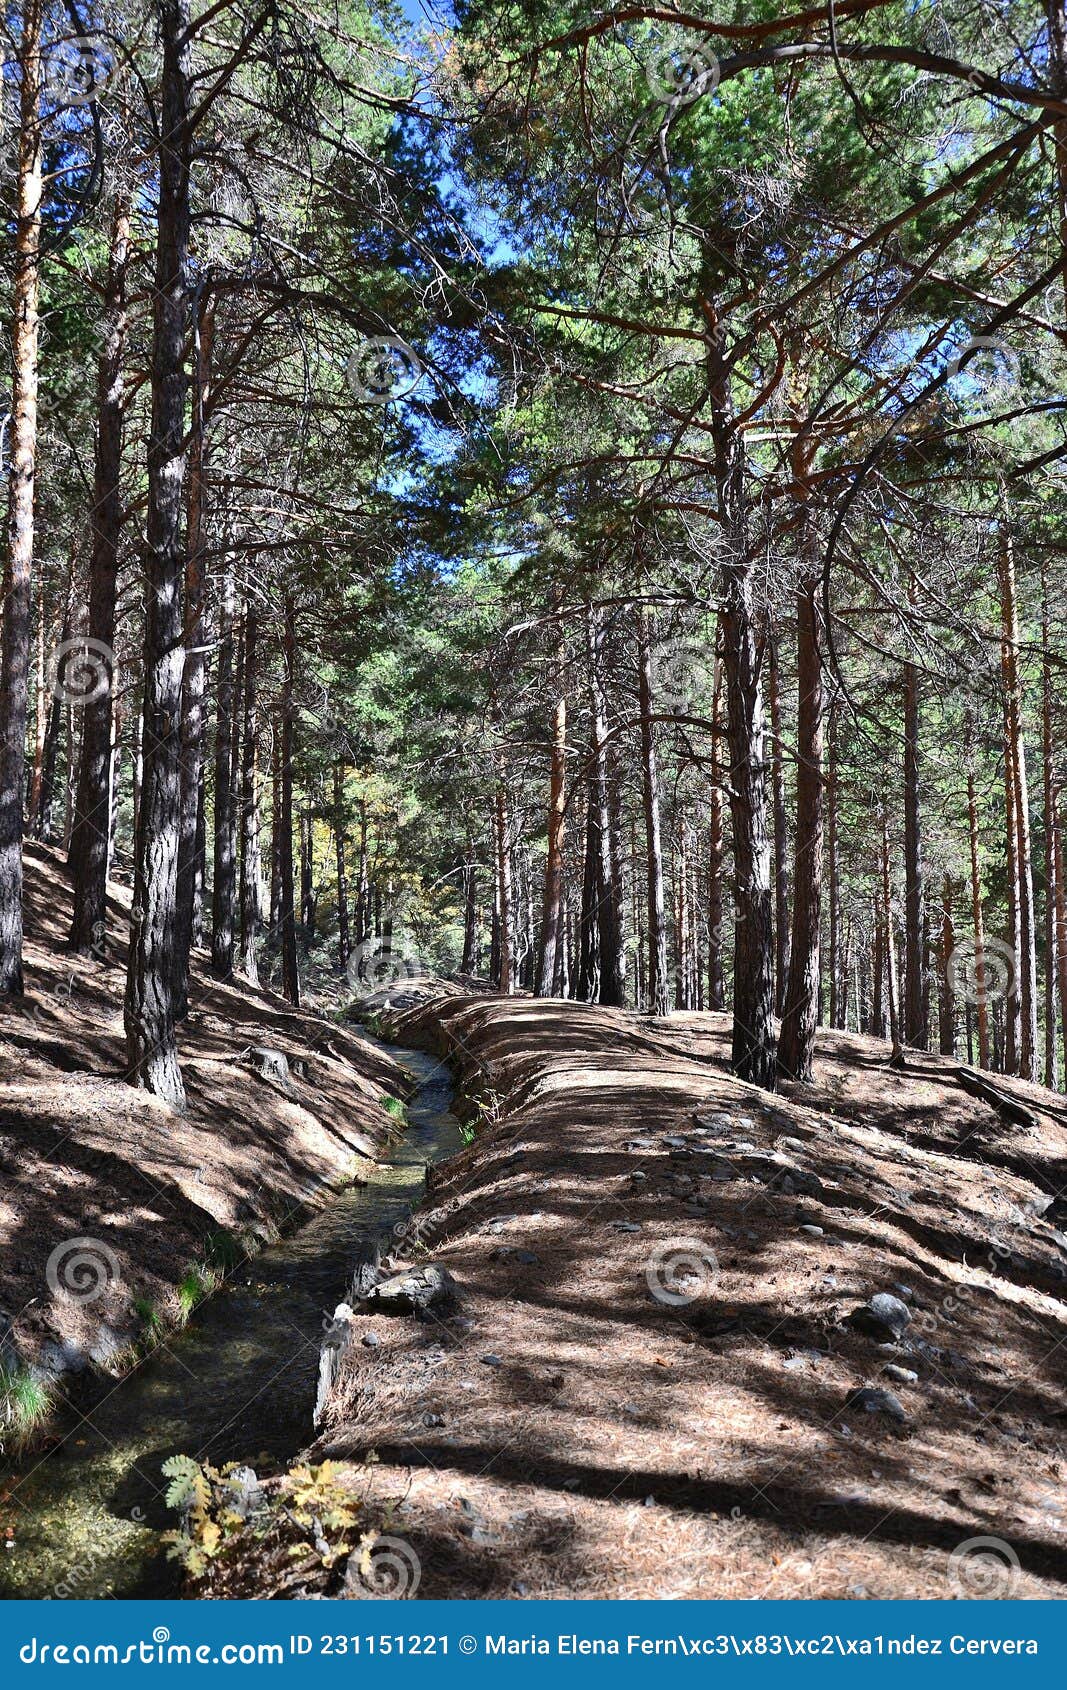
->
[0,1039,465,1600]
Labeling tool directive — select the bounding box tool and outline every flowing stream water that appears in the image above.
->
[0,1042,465,1600]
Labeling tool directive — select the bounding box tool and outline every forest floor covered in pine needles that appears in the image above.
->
[207,993,1067,1600]
[0,844,406,1425]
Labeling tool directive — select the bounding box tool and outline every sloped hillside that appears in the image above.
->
[232,994,1067,1601]
[0,844,405,1428]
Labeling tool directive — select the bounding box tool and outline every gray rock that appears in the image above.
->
[221,1466,264,1519]
[611,1221,641,1233]
[848,1292,912,1342]
[361,1331,381,1347]
[37,1337,88,1377]
[481,1353,503,1367]
[882,1363,918,1385]
[364,1264,458,1316]
[844,1386,907,1422]
[245,1046,292,1088]
[799,1224,824,1237]
[772,1167,826,1200]
[88,1323,128,1366]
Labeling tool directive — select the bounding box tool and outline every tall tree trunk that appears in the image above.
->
[999,520,1038,1080]
[334,760,351,970]
[27,580,46,833]
[279,594,300,1005]
[637,605,669,1016]
[460,840,478,974]
[1042,558,1059,1087]
[902,616,928,1049]
[536,665,566,996]
[577,785,600,1002]
[587,606,624,1005]
[712,392,776,1083]
[871,893,886,1037]
[1054,778,1067,1091]
[778,554,825,1083]
[0,0,43,995]
[174,290,214,1006]
[938,874,957,1057]
[37,554,74,846]
[966,742,992,1070]
[826,706,843,1029]
[354,798,369,946]
[767,633,790,1016]
[269,736,282,936]
[707,637,726,1010]
[210,568,237,977]
[494,783,512,995]
[69,194,132,957]
[882,808,903,1065]
[1002,710,1022,1074]
[237,605,260,981]
[124,0,191,1105]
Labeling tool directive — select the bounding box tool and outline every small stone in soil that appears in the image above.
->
[361,1332,381,1347]
[882,1364,918,1385]
[844,1386,908,1422]
[848,1292,912,1342]
[799,1224,824,1236]
[481,1353,504,1367]
[611,1220,641,1232]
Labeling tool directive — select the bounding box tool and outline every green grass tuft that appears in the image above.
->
[133,1295,164,1342]
[202,1229,246,1273]
[176,1267,216,1323]
[0,1359,53,1450]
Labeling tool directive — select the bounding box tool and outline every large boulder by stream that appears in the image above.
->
[362,1263,458,1316]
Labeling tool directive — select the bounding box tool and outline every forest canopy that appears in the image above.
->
[1,0,1066,1105]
